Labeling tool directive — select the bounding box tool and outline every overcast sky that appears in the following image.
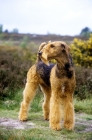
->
[0,0,92,35]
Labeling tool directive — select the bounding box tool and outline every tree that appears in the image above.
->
[4,29,9,33]
[12,28,19,33]
[0,24,3,33]
[80,27,91,37]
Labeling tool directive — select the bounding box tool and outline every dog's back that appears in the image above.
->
[36,61,54,87]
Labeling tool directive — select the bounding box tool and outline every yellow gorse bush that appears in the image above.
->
[71,34,92,67]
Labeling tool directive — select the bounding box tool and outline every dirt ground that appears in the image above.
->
[0,113,92,132]
[0,118,35,130]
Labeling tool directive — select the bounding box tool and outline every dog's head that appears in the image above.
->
[38,41,71,66]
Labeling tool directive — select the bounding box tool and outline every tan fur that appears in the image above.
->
[19,41,76,131]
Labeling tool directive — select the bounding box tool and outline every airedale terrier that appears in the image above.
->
[19,41,76,130]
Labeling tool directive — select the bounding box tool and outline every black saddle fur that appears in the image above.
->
[36,61,54,87]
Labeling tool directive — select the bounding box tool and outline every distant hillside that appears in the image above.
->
[0,33,87,44]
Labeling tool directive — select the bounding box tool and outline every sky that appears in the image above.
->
[0,0,92,35]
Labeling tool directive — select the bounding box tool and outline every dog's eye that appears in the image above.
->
[61,44,65,49]
[50,44,55,48]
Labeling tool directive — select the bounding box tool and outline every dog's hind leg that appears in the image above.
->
[19,65,39,121]
[63,95,75,130]
[40,85,51,120]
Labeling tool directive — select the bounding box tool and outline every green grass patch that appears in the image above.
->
[74,98,92,114]
[0,89,43,112]
[0,89,92,140]
[0,123,92,140]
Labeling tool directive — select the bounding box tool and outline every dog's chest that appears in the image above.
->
[56,68,73,79]
[61,84,65,94]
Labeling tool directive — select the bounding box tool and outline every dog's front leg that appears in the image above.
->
[49,94,62,130]
[63,96,75,130]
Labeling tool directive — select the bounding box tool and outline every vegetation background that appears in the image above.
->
[0,26,92,139]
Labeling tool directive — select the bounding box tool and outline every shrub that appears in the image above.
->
[75,66,92,100]
[71,34,92,67]
[71,35,92,99]
[0,45,36,99]
[20,36,30,49]
[0,44,92,100]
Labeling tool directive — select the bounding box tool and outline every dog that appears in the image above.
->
[19,41,76,130]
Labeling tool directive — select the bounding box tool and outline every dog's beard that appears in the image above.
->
[40,53,49,66]
[41,57,49,66]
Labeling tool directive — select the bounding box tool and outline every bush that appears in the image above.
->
[71,35,92,99]
[20,36,30,49]
[0,44,92,101]
[0,45,36,99]
[75,66,92,100]
[71,34,92,67]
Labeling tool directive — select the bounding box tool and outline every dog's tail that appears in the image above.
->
[36,41,51,62]
[36,42,46,62]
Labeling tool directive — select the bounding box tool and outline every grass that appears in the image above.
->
[74,98,92,114]
[0,112,92,140]
[0,89,92,140]
[0,89,43,112]
[0,128,92,140]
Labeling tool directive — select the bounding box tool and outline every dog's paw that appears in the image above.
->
[64,123,74,130]
[44,115,49,121]
[44,117,49,121]
[18,114,27,121]
[50,124,61,131]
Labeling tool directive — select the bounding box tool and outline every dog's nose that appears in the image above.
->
[38,52,42,56]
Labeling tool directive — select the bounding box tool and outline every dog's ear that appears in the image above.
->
[61,44,70,52]
[61,44,65,49]
[67,45,70,52]
[69,54,73,66]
